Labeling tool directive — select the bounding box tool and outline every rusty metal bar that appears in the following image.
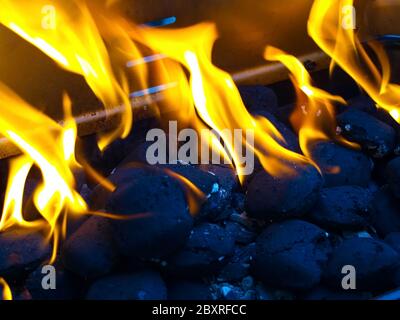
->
[0,85,174,159]
[232,51,330,85]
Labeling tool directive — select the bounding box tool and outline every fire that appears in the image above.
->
[0,4,317,262]
[0,278,12,300]
[264,46,357,163]
[0,1,159,264]
[0,0,135,150]
[163,169,206,216]
[2,0,394,270]
[0,0,313,181]
[129,23,310,180]
[308,0,400,123]
[0,84,87,262]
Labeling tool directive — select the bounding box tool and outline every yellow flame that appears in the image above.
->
[308,0,400,122]
[164,169,206,216]
[0,156,36,230]
[0,278,12,300]
[128,23,310,180]
[0,0,136,150]
[61,94,77,163]
[390,109,400,122]
[264,46,357,164]
[0,84,87,263]
[0,0,314,184]
[0,2,333,266]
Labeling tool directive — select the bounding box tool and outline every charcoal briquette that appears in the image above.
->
[257,111,301,153]
[369,186,400,237]
[168,164,237,221]
[167,280,212,300]
[254,220,331,291]
[239,85,278,115]
[224,221,257,245]
[385,157,400,198]
[384,232,400,254]
[307,186,371,231]
[165,223,236,278]
[161,164,219,217]
[106,167,193,259]
[245,163,323,221]
[310,141,373,187]
[62,216,119,279]
[337,109,396,158]
[343,95,377,114]
[218,243,256,282]
[86,271,167,300]
[160,163,218,195]
[199,164,239,199]
[0,230,51,279]
[303,286,372,300]
[324,237,399,291]
[25,261,83,300]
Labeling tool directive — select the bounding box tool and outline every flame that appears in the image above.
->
[0,1,346,268]
[0,84,87,263]
[308,0,400,122]
[163,168,206,216]
[0,0,137,150]
[0,0,313,182]
[128,23,310,180]
[0,278,12,300]
[264,46,357,164]
[0,156,36,230]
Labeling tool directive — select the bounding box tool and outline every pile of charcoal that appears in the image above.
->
[1,84,400,300]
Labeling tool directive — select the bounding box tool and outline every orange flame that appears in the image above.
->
[163,168,206,216]
[0,0,138,150]
[0,1,158,264]
[0,1,312,183]
[0,1,334,267]
[308,0,400,122]
[264,46,357,164]
[0,278,12,300]
[0,84,87,263]
[128,23,310,180]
